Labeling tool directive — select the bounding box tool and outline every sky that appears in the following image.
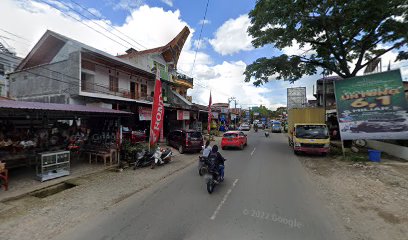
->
[0,0,407,110]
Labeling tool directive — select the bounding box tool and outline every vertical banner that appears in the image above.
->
[149,69,164,148]
[208,91,212,134]
[334,70,408,140]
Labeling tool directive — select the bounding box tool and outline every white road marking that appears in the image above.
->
[251,148,256,156]
[210,178,239,220]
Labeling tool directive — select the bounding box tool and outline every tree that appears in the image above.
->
[244,0,408,86]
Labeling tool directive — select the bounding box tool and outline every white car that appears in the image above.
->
[239,123,251,131]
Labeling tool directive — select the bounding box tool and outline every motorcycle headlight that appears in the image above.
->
[294,142,301,147]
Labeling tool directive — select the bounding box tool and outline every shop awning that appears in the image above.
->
[0,100,132,119]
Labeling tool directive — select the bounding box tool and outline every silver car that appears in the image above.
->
[239,123,251,131]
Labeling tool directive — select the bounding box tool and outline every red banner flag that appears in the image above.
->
[149,69,164,148]
[207,91,212,134]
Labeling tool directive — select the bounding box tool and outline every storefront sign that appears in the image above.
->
[221,108,229,114]
[334,70,408,140]
[231,114,236,120]
[177,110,190,120]
[212,112,219,118]
[138,107,152,121]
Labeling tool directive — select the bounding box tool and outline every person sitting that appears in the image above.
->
[208,145,226,182]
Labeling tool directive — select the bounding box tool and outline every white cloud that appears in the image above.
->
[282,40,314,56]
[88,8,102,18]
[193,38,207,50]
[112,0,144,11]
[161,0,173,7]
[209,14,253,56]
[187,61,273,109]
[199,19,210,25]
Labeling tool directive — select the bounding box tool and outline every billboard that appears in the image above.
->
[287,87,306,109]
[334,70,408,140]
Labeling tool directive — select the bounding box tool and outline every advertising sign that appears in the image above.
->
[254,112,260,116]
[138,107,152,121]
[231,114,236,120]
[177,110,190,120]
[149,70,164,147]
[212,112,219,118]
[334,70,408,140]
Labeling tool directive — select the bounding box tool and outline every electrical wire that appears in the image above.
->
[66,0,148,50]
[190,0,210,76]
[36,0,132,50]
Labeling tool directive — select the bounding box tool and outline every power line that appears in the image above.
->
[66,0,148,50]
[190,0,210,76]
[36,0,132,50]
[53,0,143,51]
[0,28,30,41]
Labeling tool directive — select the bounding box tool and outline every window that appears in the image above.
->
[109,75,118,92]
[141,84,147,97]
[81,72,95,92]
[0,64,4,76]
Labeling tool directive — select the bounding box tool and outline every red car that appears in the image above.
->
[221,131,248,150]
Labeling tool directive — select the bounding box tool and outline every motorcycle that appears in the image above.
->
[151,147,172,169]
[198,156,209,176]
[133,150,155,169]
[205,158,226,194]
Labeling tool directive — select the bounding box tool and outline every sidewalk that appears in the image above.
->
[0,148,199,240]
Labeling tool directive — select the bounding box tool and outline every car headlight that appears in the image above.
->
[324,143,330,148]
[294,142,301,147]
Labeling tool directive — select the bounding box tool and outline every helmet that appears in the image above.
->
[212,145,219,153]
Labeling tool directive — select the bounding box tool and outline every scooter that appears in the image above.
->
[151,147,172,169]
[133,150,155,169]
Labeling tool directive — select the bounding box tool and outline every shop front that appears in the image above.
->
[0,100,131,192]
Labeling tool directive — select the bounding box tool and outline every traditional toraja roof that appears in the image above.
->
[118,26,190,67]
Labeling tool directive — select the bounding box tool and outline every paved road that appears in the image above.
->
[57,131,345,240]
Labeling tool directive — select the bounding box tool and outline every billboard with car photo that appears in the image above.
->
[334,70,408,140]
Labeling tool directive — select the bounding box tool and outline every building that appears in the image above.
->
[0,42,22,97]
[313,76,342,112]
[9,28,195,134]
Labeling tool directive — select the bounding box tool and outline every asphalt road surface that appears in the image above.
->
[57,130,345,240]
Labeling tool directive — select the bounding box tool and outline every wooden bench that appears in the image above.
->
[87,149,117,166]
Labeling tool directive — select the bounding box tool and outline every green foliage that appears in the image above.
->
[245,0,408,86]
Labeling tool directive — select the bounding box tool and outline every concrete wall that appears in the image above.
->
[367,140,408,161]
[0,52,22,97]
[9,51,80,103]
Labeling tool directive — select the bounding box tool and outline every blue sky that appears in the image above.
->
[1,0,407,109]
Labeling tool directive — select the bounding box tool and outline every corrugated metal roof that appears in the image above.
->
[0,100,131,115]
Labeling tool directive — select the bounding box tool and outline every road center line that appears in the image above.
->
[251,148,256,156]
[210,178,239,220]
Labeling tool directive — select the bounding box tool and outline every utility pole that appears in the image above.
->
[228,97,237,129]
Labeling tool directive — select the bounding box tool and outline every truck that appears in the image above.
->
[287,108,330,155]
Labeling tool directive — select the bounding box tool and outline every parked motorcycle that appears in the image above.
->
[133,150,155,169]
[151,147,172,169]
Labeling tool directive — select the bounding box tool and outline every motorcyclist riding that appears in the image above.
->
[208,145,226,182]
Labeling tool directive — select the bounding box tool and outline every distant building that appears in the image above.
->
[0,42,22,97]
[313,76,342,112]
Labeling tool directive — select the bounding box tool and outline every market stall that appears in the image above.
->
[0,100,131,185]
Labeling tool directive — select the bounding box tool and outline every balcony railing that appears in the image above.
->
[175,72,193,86]
[82,85,154,102]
